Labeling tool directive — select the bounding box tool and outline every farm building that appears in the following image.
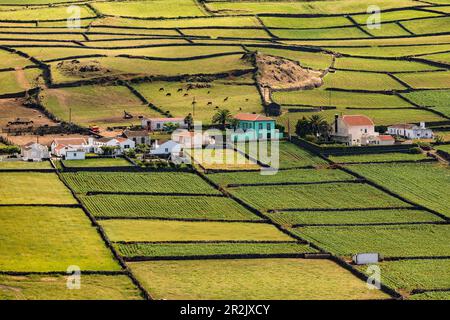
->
[65,149,86,160]
[141,117,186,131]
[51,137,91,157]
[331,115,394,146]
[122,129,151,145]
[150,140,182,158]
[231,113,283,141]
[93,137,135,155]
[172,130,213,148]
[21,142,49,161]
[387,123,434,140]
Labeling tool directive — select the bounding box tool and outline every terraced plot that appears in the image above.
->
[334,56,439,72]
[62,158,133,168]
[0,160,52,170]
[328,152,430,164]
[186,148,260,170]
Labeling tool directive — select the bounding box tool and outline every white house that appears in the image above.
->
[150,140,182,157]
[65,149,86,160]
[93,137,135,155]
[387,122,433,140]
[172,130,213,148]
[331,115,394,146]
[21,142,50,161]
[141,117,186,131]
[51,137,90,157]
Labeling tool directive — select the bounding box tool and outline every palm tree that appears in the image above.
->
[308,115,328,136]
[212,109,232,130]
[184,113,193,130]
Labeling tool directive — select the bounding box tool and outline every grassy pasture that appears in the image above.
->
[261,16,351,29]
[41,86,161,128]
[334,56,439,72]
[360,23,411,37]
[0,274,141,300]
[62,171,220,195]
[0,206,120,272]
[322,70,407,91]
[436,144,450,154]
[100,220,291,242]
[62,158,132,168]
[348,163,450,218]
[186,148,260,170]
[326,44,450,58]
[129,258,389,300]
[395,71,450,89]
[351,9,442,24]
[0,5,95,21]
[115,242,317,258]
[357,259,450,293]
[410,292,450,300]
[0,160,52,170]
[0,172,76,205]
[182,28,271,39]
[92,0,206,18]
[228,182,407,212]
[270,27,369,39]
[267,209,440,226]
[293,224,450,257]
[208,168,355,187]
[0,69,41,95]
[403,90,450,116]
[0,50,33,69]
[83,38,189,47]
[401,16,450,35]
[421,52,450,65]
[80,194,261,221]
[133,81,262,122]
[329,152,429,163]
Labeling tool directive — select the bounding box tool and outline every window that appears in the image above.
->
[267,123,271,130]
[364,129,367,133]
[124,145,130,149]
[157,123,161,129]
[258,123,263,130]
[141,138,145,144]
[165,148,168,152]
[73,153,77,157]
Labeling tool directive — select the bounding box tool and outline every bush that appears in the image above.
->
[409,147,422,154]
[305,135,318,143]
[0,145,20,155]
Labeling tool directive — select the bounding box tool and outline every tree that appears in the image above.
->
[163,122,179,133]
[295,117,311,137]
[212,109,232,130]
[228,117,239,130]
[100,145,119,156]
[308,115,328,136]
[184,113,193,130]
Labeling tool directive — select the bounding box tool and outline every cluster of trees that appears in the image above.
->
[295,115,330,139]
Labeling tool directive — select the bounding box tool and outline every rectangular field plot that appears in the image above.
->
[357,259,450,293]
[0,274,141,300]
[92,0,206,18]
[322,70,407,91]
[41,86,161,128]
[62,171,220,195]
[334,56,439,72]
[208,168,356,187]
[360,23,411,37]
[0,206,120,272]
[80,194,261,221]
[115,242,317,258]
[402,90,450,117]
[267,209,442,226]
[62,158,132,168]
[410,291,450,300]
[421,52,450,65]
[100,220,291,242]
[132,81,262,122]
[182,28,271,39]
[293,224,450,258]
[0,172,76,205]
[329,152,430,163]
[129,258,390,299]
[270,27,369,39]
[0,160,52,170]
[236,141,327,168]
[325,44,450,58]
[228,182,407,212]
[395,71,450,89]
[348,163,450,218]
[260,16,351,29]
[0,50,34,69]
[351,9,442,24]
[0,69,40,95]
[186,148,260,171]
[0,5,95,21]
[401,16,450,35]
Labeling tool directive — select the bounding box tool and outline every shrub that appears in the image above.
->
[409,147,422,154]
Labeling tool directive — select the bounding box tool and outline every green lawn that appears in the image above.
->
[80,194,260,221]
[0,274,141,300]
[0,161,52,170]
[293,224,450,258]
[100,220,291,242]
[348,163,450,217]
[322,70,407,91]
[129,258,390,300]
[62,158,132,168]
[0,206,120,272]
[329,152,429,163]
[0,172,77,205]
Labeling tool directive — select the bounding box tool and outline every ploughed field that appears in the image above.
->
[1,0,450,300]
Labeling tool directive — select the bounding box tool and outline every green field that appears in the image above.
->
[329,152,430,163]
[100,219,291,242]
[0,161,52,170]
[403,90,450,116]
[129,258,389,300]
[62,171,220,194]
[348,163,450,217]
[0,206,119,272]
[293,224,450,258]
[80,194,260,221]
[334,56,439,72]
[62,158,132,168]
[396,71,450,89]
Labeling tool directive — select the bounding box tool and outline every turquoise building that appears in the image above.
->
[232,113,283,141]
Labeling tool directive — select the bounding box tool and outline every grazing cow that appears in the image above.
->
[159,88,164,91]
[184,93,189,97]
[166,93,171,96]
[177,88,183,92]
[207,91,210,94]
[239,107,242,111]
[215,106,219,109]
[207,102,212,106]
[223,97,229,102]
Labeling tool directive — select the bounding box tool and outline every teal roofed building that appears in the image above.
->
[231,113,283,141]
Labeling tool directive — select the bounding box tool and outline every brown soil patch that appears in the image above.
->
[14,67,30,90]
[245,52,324,91]
[57,59,111,79]
[0,98,56,128]
[4,133,90,147]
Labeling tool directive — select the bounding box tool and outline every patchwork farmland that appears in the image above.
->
[0,0,449,302]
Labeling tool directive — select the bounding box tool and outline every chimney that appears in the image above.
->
[334,114,339,133]
[420,122,425,129]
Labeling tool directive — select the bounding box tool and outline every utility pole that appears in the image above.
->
[192,97,197,119]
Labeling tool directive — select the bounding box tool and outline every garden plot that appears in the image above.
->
[328,152,430,163]
[293,224,450,258]
[349,163,450,218]
[62,171,220,195]
[357,259,450,293]
[129,258,389,300]
[334,56,439,72]
[401,16,450,35]
[267,209,441,226]
[41,86,161,128]
[322,70,407,91]
[186,148,260,171]
[62,158,132,168]
[228,182,407,212]
[115,242,317,258]
[0,274,141,300]
[100,220,291,242]
[92,0,207,18]
[0,172,76,205]
[208,168,355,187]
[80,194,261,221]
[0,206,120,272]
[133,81,262,122]
[395,71,450,89]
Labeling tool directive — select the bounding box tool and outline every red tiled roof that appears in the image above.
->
[116,137,128,143]
[234,113,273,121]
[342,115,374,127]
[378,135,395,141]
[53,138,87,145]
[148,118,184,122]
